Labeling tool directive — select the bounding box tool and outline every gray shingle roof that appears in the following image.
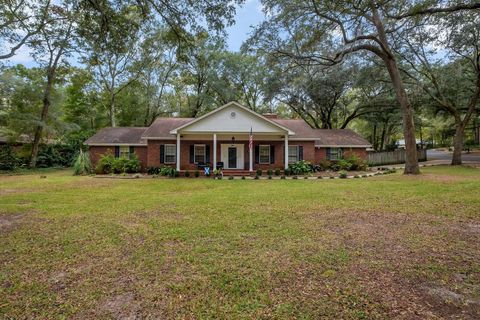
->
[141,118,194,138]
[84,118,370,147]
[84,127,148,145]
[272,119,371,146]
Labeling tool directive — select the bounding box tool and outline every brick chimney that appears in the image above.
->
[263,113,278,119]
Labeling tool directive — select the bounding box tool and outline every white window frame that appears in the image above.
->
[194,144,206,164]
[328,148,343,160]
[164,144,176,164]
[119,146,130,159]
[259,145,270,164]
[288,145,299,164]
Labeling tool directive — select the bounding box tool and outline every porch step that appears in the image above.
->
[221,170,254,176]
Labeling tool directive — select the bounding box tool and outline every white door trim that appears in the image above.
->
[220,144,244,169]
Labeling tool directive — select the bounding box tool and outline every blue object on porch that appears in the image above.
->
[204,167,210,176]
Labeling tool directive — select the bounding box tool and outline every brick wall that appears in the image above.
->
[343,147,368,159]
[314,147,368,163]
[88,146,148,171]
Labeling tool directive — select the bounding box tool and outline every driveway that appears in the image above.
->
[427,149,480,163]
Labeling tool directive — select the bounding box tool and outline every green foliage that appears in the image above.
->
[284,168,291,176]
[274,169,281,176]
[318,160,332,171]
[73,150,92,175]
[0,145,22,171]
[184,170,190,177]
[160,166,175,177]
[96,154,140,174]
[147,167,161,175]
[345,155,368,171]
[256,169,262,176]
[267,169,273,176]
[36,144,77,168]
[288,160,312,175]
[194,170,200,178]
[337,159,352,171]
[339,170,348,179]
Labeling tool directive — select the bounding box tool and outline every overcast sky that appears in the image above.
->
[5,0,266,68]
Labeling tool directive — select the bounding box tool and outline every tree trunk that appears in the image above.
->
[451,125,464,165]
[384,57,420,174]
[110,93,116,127]
[372,124,377,150]
[29,69,54,168]
[371,7,420,174]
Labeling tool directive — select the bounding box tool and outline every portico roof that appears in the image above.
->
[169,102,294,135]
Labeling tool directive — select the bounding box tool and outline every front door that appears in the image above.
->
[221,144,244,169]
[228,147,237,168]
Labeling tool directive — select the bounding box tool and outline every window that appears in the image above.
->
[164,144,176,164]
[288,145,299,163]
[328,148,343,160]
[119,146,130,159]
[259,145,270,164]
[194,144,206,163]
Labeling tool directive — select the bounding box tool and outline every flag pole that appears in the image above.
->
[249,126,253,172]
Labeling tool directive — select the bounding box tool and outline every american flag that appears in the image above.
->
[249,126,253,151]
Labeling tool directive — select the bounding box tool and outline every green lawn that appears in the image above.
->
[1,166,480,319]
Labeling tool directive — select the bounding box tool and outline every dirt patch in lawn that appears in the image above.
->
[295,210,480,318]
[0,213,25,232]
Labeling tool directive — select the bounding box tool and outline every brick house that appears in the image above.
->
[85,101,371,173]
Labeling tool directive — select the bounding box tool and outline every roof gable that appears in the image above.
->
[170,102,294,134]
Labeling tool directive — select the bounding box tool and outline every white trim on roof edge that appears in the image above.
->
[169,101,295,135]
[315,145,372,148]
[85,143,147,146]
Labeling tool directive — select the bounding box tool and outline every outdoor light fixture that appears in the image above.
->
[231,136,235,143]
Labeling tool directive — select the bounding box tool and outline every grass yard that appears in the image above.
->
[1,166,480,319]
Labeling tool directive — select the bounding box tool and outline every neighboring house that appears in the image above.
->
[85,101,371,172]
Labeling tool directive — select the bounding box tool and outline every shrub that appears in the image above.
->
[330,162,340,171]
[268,175,272,179]
[284,168,291,176]
[354,175,360,178]
[346,155,367,171]
[292,175,298,179]
[339,170,348,179]
[112,157,129,174]
[241,176,246,180]
[160,166,175,177]
[124,155,141,173]
[228,176,234,180]
[288,160,312,175]
[184,170,190,177]
[96,154,115,174]
[337,159,352,171]
[267,169,273,176]
[281,175,286,179]
[274,169,281,176]
[194,170,200,178]
[256,169,262,176]
[73,150,92,175]
[254,175,259,179]
[0,145,21,170]
[147,167,161,175]
[174,170,180,177]
[318,160,331,171]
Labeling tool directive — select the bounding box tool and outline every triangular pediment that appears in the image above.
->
[170,102,294,134]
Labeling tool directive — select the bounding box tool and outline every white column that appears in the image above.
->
[249,136,253,172]
[213,133,217,170]
[284,134,289,169]
[176,133,181,171]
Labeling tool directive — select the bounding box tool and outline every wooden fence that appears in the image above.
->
[367,149,427,166]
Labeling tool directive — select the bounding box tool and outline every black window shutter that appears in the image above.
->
[270,145,275,164]
[205,145,210,163]
[114,146,120,158]
[299,146,304,161]
[160,145,165,164]
[129,146,134,159]
[255,145,259,164]
[189,145,194,163]
[326,148,331,160]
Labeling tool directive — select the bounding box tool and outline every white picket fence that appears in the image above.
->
[367,149,427,166]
